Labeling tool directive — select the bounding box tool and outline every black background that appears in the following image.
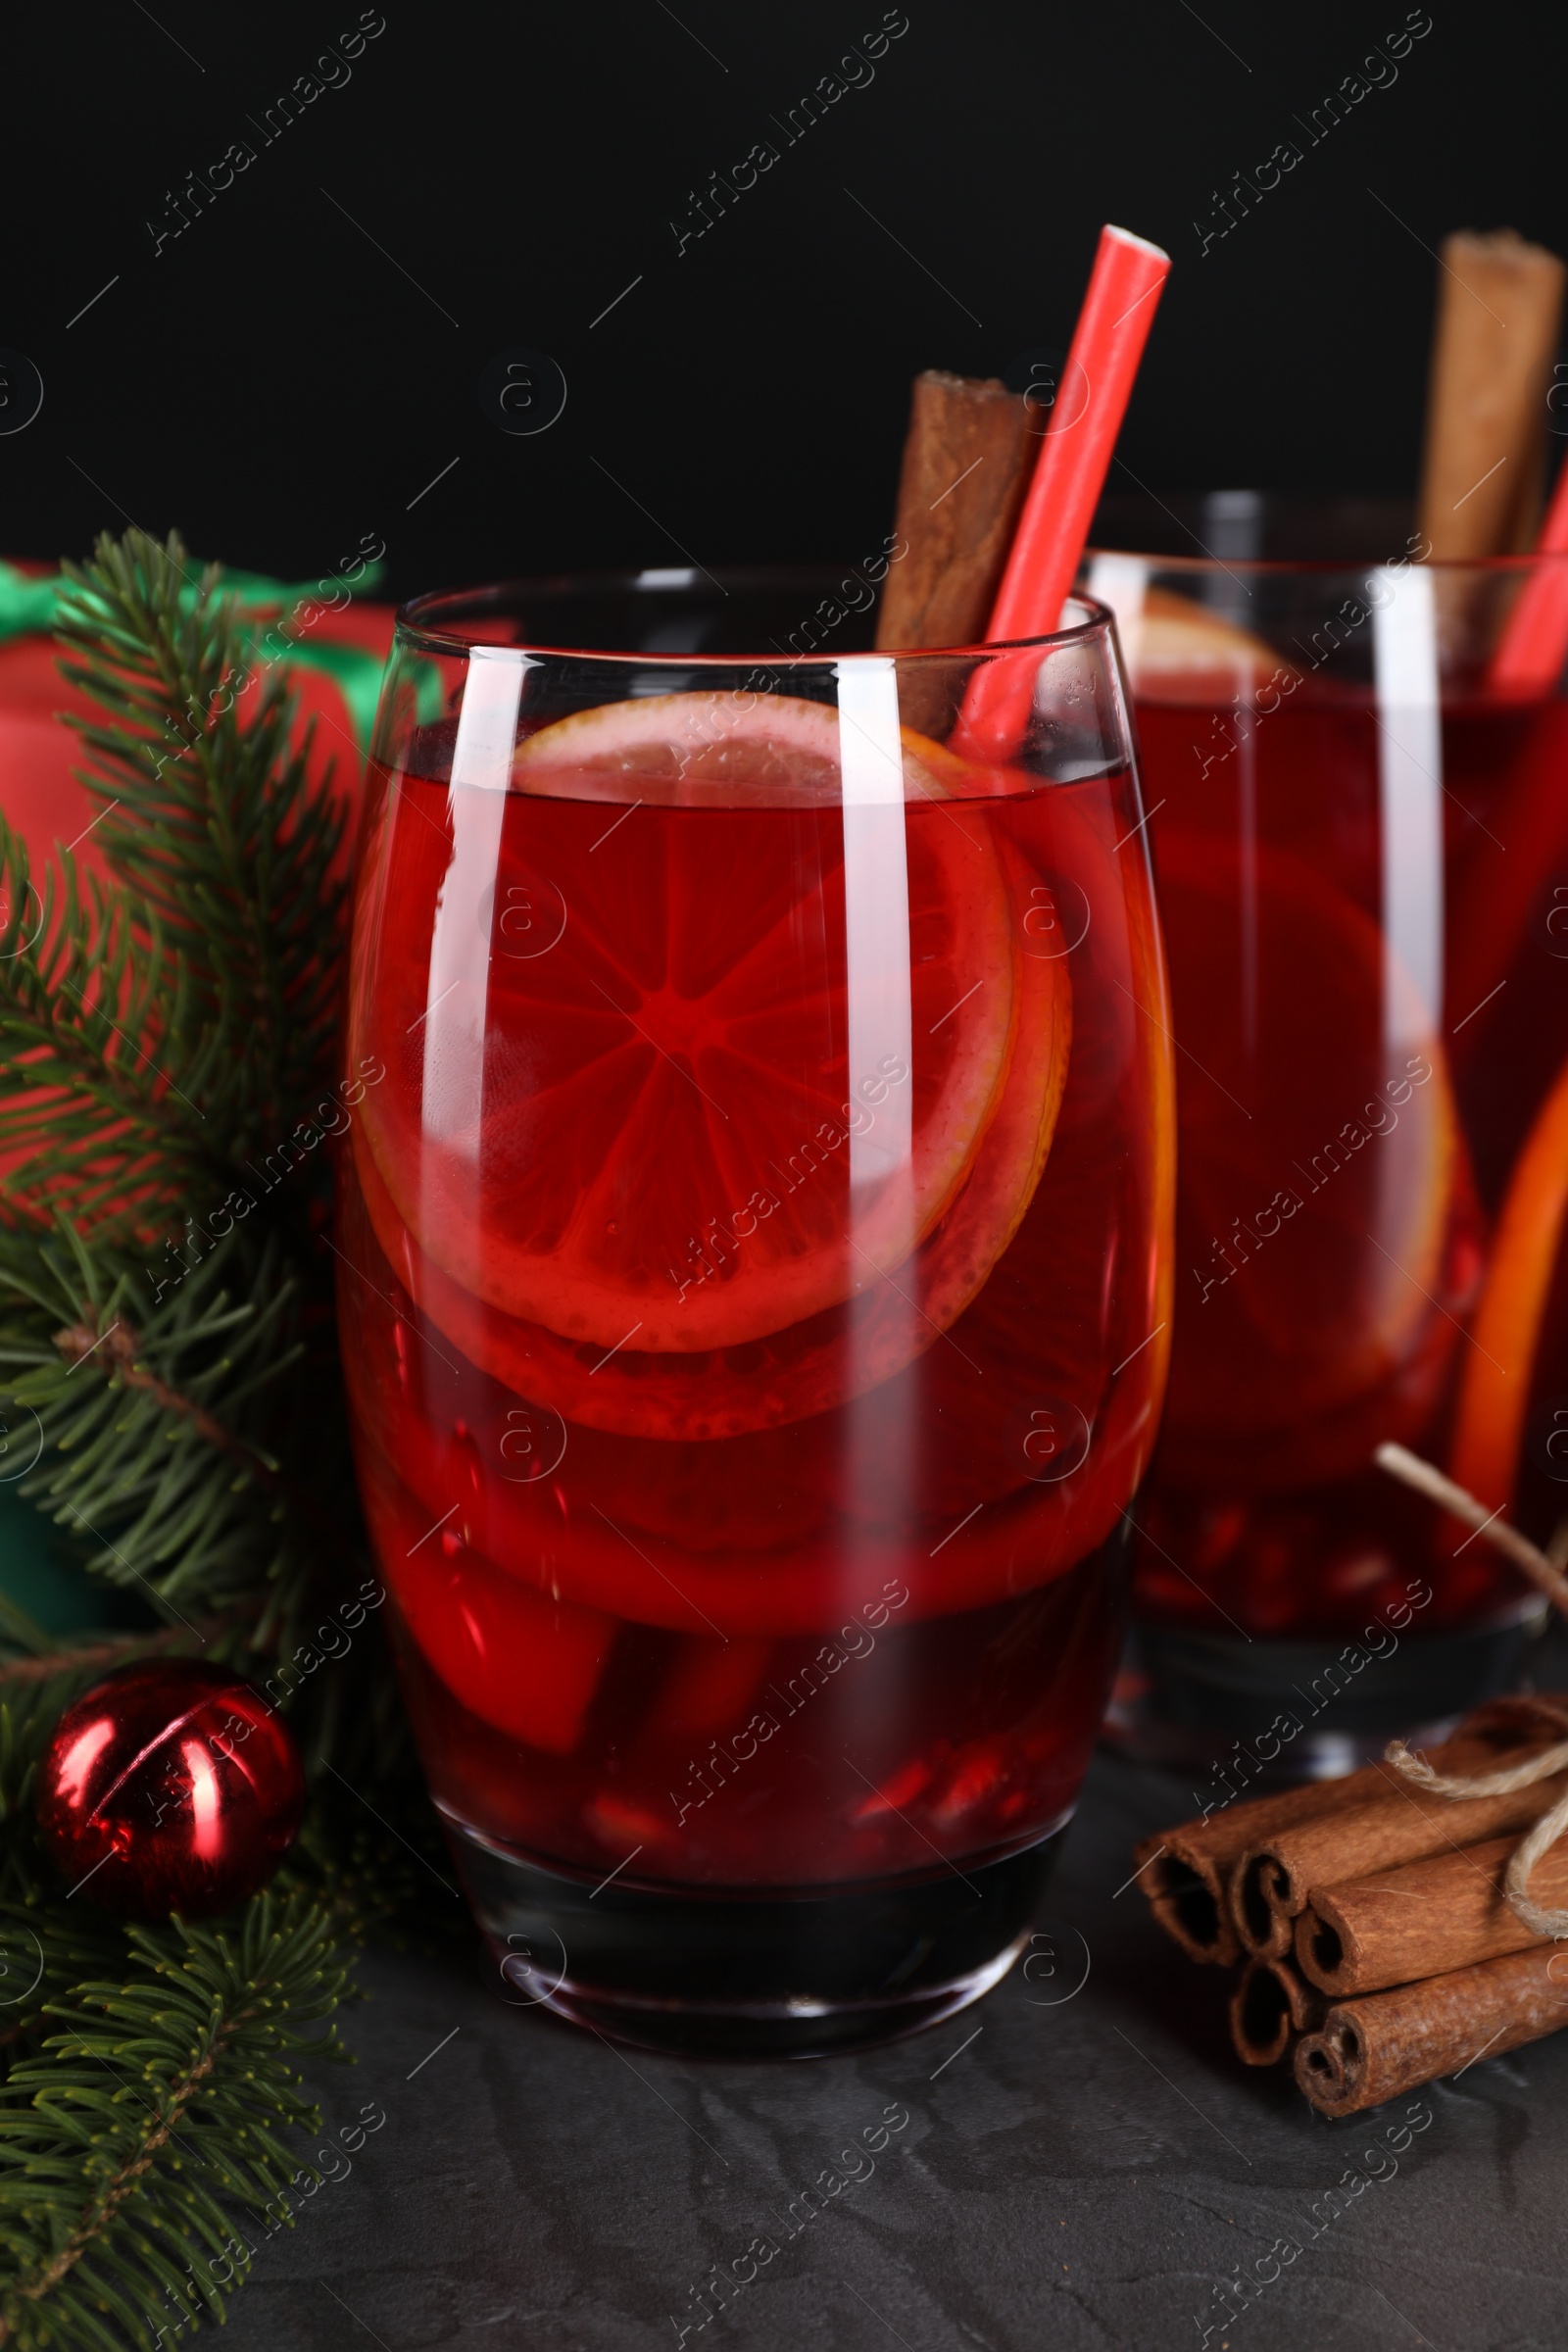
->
[4,0,1564,604]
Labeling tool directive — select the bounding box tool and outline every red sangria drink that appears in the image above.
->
[337,574,1173,2053]
[1085,499,1568,1765]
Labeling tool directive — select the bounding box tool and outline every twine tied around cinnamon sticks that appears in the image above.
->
[1387,1718,1568,1938]
[1378,1441,1568,1939]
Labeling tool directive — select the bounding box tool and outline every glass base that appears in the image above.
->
[448,1815,1061,2058]
[1103,1609,1545,1780]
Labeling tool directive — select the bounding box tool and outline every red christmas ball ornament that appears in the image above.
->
[37,1660,306,1922]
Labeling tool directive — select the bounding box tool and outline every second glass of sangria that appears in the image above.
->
[1088,496,1568,1768]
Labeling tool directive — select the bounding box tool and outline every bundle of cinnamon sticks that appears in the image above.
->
[1135,1693,1568,2116]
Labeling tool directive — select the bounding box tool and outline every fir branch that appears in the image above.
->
[0,1894,348,2350]
[49,1319,279,1493]
[53,532,348,1167]
[0,1224,306,1627]
[0,1675,103,1914]
[0,525,353,1250]
[0,828,218,1241]
[0,1633,232,1691]
[0,1600,55,1665]
[0,525,371,1652]
[0,1907,122,2068]
[0,528,389,2347]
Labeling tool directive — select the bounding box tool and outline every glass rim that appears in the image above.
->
[1085,540,1568,579]
[393,567,1116,666]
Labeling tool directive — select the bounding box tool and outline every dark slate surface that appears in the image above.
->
[221,1740,1568,2352]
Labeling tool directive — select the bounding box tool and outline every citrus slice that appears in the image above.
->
[344,1325,1148,1638]
[349,858,1069,1439]
[1445,700,1568,1074]
[1125,589,1293,705]
[1153,831,1464,1477]
[353,695,1060,1365]
[509,691,1004,804]
[357,1444,614,1753]
[1449,1049,1568,1515]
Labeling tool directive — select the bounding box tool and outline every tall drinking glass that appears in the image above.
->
[337,572,1173,2053]
[1086,497,1568,1768]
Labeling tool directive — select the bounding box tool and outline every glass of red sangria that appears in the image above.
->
[1087,495,1568,1771]
[337,569,1173,2053]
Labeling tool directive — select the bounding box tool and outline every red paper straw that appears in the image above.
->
[1491,457,1568,694]
[954,223,1170,760]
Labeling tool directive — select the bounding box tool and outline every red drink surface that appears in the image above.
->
[337,739,1171,1886]
[1132,679,1568,1640]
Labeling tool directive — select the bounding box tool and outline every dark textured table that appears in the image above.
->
[222,1740,1568,2352]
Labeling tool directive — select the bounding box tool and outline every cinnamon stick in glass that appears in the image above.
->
[1229,1954,1326,2067]
[1233,1753,1568,1960]
[874,370,1043,654]
[1418,228,1566,560]
[1295,1944,1568,2119]
[1295,1823,1568,1997]
[1135,1692,1568,1967]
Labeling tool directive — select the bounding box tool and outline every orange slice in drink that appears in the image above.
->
[1154,832,1461,1472]
[1448,1050,1568,1515]
[349,847,1070,1440]
[356,1442,615,1751]
[354,695,1066,1374]
[1126,589,1294,705]
[509,690,1005,804]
